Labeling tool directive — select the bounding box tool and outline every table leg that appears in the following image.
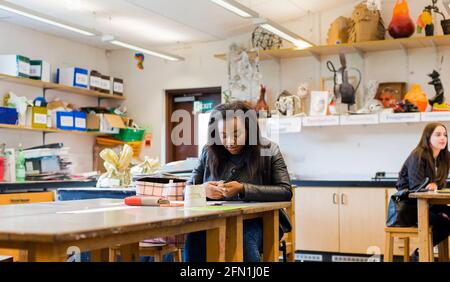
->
[91,248,111,262]
[226,215,243,262]
[417,198,431,262]
[28,244,67,262]
[120,243,140,262]
[206,219,226,262]
[263,210,279,262]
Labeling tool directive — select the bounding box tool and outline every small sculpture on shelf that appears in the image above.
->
[275,90,300,116]
[348,1,385,43]
[327,17,351,45]
[252,26,283,50]
[254,85,270,118]
[417,0,449,36]
[428,70,445,105]
[296,83,310,116]
[354,80,383,114]
[403,84,429,112]
[388,0,415,39]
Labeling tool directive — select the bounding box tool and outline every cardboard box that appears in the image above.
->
[30,60,51,82]
[73,112,87,131]
[100,75,112,94]
[89,70,102,91]
[0,55,30,78]
[26,106,47,129]
[57,67,89,88]
[99,114,126,134]
[86,113,100,131]
[113,78,124,96]
[56,112,74,130]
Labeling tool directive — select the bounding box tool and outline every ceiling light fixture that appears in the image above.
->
[0,0,95,36]
[258,19,314,49]
[109,40,184,62]
[210,0,259,18]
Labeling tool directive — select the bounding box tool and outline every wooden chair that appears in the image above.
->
[109,243,182,262]
[384,227,449,262]
[280,187,296,262]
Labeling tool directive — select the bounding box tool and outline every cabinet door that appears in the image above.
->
[296,188,340,252]
[338,188,386,254]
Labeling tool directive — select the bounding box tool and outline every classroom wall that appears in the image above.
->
[2,0,448,179]
[108,0,450,180]
[0,22,114,174]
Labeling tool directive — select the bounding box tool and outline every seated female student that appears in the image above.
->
[184,101,293,262]
[396,123,450,257]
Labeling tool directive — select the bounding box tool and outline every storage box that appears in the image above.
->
[89,70,102,91]
[57,67,89,88]
[113,78,124,96]
[100,75,111,94]
[56,111,74,130]
[30,60,51,82]
[73,112,87,131]
[0,55,30,78]
[26,107,47,129]
[99,114,126,134]
[0,107,18,125]
[113,127,145,142]
[86,113,100,131]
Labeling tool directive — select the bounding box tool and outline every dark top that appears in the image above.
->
[396,151,440,192]
[188,140,292,202]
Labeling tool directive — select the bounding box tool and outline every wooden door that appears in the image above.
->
[296,187,340,252]
[165,87,221,163]
[338,188,386,254]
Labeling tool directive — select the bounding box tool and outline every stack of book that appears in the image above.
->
[23,143,72,181]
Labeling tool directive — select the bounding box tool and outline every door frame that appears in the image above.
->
[165,87,221,163]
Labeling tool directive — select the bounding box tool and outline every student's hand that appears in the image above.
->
[205,182,224,200]
[220,181,244,198]
[426,183,438,191]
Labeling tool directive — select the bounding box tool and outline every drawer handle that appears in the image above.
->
[10,198,31,203]
[333,193,338,204]
[341,193,345,205]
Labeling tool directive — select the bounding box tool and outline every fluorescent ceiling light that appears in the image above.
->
[110,40,184,62]
[259,20,313,49]
[0,0,95,36]
[210,0,259,18]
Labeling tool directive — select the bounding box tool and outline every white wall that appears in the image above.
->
[0,22,114,174]
[108,0,450,180]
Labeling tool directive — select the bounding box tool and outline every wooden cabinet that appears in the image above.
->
[296,187,388,255]
[0,191,55,261]
[296,188,340,252]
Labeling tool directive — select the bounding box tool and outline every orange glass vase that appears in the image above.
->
[404,84,429,112]
[388,0,415,38]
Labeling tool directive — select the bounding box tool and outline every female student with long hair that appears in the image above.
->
[183,101,292,262]
[396,123,450,255]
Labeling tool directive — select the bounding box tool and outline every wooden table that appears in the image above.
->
[409,192,450,262]
[0,199,290,262]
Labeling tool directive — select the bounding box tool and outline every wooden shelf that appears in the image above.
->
[215,35,450,61]
[0,123,108,136]
[0,74,126,100]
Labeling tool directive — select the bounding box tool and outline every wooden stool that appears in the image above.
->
[384,227,449,262]
[109,243,182,262]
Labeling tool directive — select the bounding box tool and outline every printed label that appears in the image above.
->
[75,73,88,86]
[113,82,124,93]
[90,76,102,88]
[60,116,74,127]
[75,117,86,128]
[18,60,30,76]
[101,79,111,91]
[34,113,47,125]
[30,65,41,77]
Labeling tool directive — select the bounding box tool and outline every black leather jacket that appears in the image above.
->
[188,140,292,202]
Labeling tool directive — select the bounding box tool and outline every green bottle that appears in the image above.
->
[16,144,26,182]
